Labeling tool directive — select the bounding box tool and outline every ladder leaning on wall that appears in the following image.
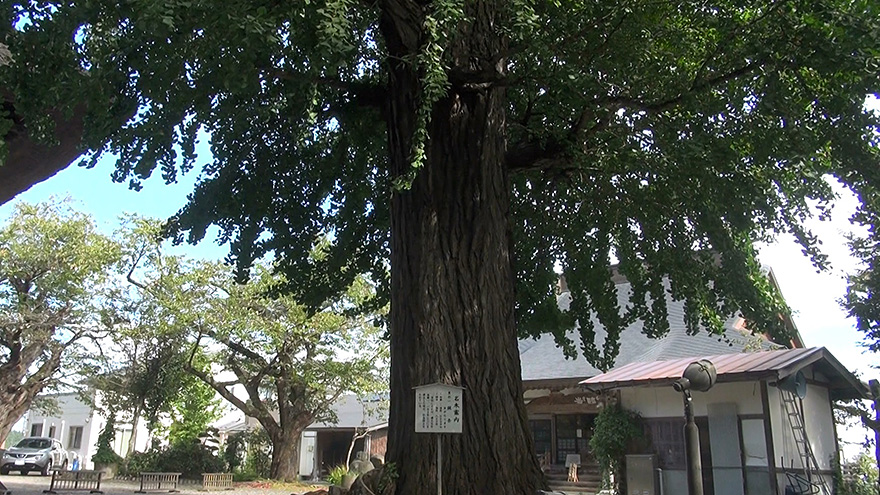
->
[780,389,831,495]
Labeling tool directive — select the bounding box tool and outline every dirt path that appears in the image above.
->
[0,474,324,495]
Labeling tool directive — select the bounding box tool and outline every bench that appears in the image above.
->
[134,473,181,493]
[200,473,233,491]
[43,470,103,494]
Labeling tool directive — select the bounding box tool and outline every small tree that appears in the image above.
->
[119,220,389,480]
[92,413,123,466]
[92,216,215,454]
[185,266,389,481]
[836,452,879,495]
[166,376,221,446]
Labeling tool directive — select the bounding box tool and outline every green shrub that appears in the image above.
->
[327,465,349,486]
[241,429,272,479]
[836,453,879,495]
[155,439,224,479]
[224,433,245,473]
[120,450,160,477]
[589,404,643,491]
[92,416,123,465]
[232,470,260,482]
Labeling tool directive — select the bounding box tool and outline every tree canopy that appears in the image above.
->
[3,1,878,360]
[0,201,120,444]
[3,2,879,493]
[120,219,389,480]
[845,203,880,353]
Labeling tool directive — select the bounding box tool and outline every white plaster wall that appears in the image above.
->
[768,383,836,471]
[619,381,765,418]
[26,393,153,470]
[26,394,95,468]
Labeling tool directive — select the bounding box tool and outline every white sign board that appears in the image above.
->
[414,383,464,434]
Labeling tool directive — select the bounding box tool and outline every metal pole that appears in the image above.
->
[870,379,879,495]
[682,390,704,495]
[437,435,443,495]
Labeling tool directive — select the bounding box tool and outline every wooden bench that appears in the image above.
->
[43,470,103,494]
[200,473,233,491]
[134,473,181,493]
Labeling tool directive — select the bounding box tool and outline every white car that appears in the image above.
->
[0,437,69,475]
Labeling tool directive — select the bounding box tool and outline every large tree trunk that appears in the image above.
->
[268,426,304,482]
[0,388,34,446]
[382,4,544,495]
[0,349,64,446]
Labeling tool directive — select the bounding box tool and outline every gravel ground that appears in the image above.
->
[0,474,326,495]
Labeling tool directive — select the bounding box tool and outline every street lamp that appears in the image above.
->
[672,360,717,495]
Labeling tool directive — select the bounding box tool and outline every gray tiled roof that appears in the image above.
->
[519,285,778,383]
[308,394,388,429]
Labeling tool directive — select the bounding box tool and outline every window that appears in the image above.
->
[68,426,84,449]
[644,418,686,469]
[529,419,552,457]
[48,426,56,438]
[30,424,43,437]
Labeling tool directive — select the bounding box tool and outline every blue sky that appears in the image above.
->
[0,153,228,262]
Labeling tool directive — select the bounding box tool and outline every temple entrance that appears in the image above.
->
[526,414,598,466]
[554,414,596,464]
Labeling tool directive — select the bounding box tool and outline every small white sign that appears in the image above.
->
[414,383,464,434]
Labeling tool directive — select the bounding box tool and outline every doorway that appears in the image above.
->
[555,414,596,464]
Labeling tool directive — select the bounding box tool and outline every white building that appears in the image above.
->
[24,393,150,470]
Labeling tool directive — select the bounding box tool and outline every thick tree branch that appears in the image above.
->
[187,362,260,418]
[507,58,765,174]
[837,403,879,431]
[0,95,86,206]
[204,328,268,365]
[186,339,269,425]
[379,0,423,56]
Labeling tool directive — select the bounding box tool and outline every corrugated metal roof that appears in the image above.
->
[580,347,827,390]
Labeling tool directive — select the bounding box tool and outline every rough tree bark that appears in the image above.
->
[188,360,315,481]
[267,422,306,482]
[382,3,545,495]
[0,348,65,444]
[0,95,85,205]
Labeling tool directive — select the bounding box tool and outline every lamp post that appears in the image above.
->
[672,360,717,495]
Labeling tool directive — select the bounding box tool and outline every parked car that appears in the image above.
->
[0,437,68,475]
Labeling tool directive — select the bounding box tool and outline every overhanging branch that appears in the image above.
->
[507,58,766,174]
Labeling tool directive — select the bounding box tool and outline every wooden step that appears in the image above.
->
[545,484,599,495]
[546,474,603,495]
[545,469,601,477]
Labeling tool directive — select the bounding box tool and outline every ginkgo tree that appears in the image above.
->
[2,1,880,493]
